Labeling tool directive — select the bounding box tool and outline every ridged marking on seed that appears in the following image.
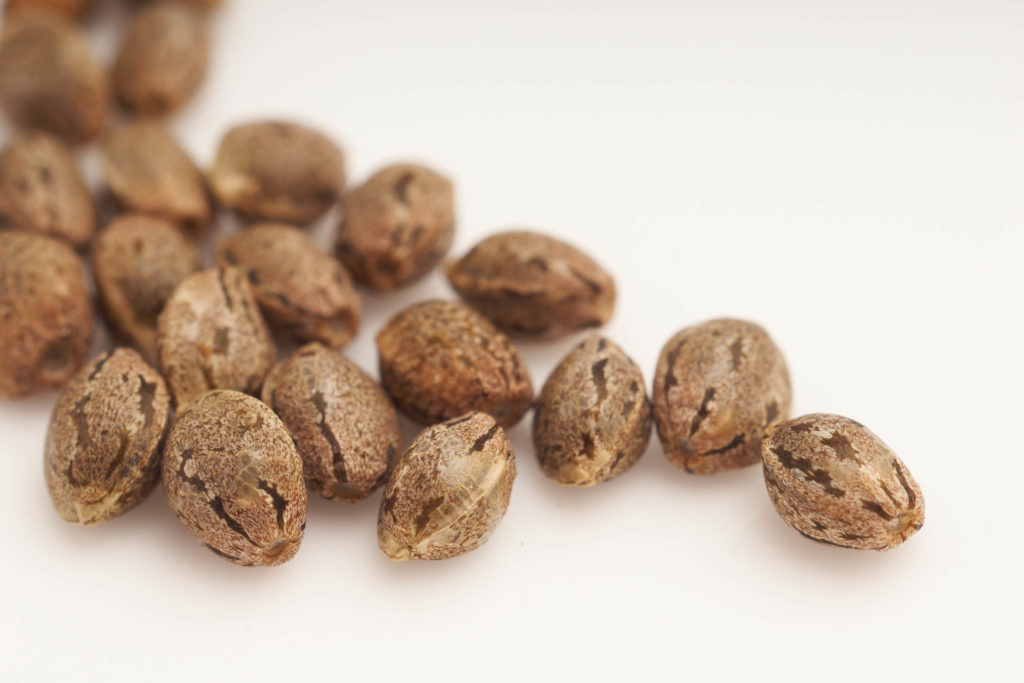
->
[311,389,347,483]
[702,434,745,457]
[690,387,715,436]
[414,496,445,534]
[893,460,917,508]
[258,479,287,531]
[771,445,845,498]
[821,431,858,462]
[592,358,609,404]
[208,495,257,545]
[861,500,893,521]
[471,424,500,452]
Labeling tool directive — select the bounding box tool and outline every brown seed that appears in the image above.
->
[262,343,401,503]
[337,163,454,290]
[762,413,925,550]
[0,10,108,144]
[533,335,651,486]
[0,231,93,397]
[378,412,515,561]
[215,223,361,347]
[100,121,211,234]
[0,131,95,247]
[4,1,91,18]
[113,0,207,116]
[652,318,791,475]
[161,390,307,566]
[446,230,616,337]
[91,214,201,363]
[44,348,171,525]
[208,121,344,224]
[377,300,534,427]
[156,267,277,410]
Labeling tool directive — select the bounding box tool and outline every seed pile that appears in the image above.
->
[0,1,925,567]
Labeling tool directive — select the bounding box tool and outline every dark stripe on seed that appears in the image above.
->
[209,496,257,545]
[861,500,893,521]
[771,445,845,498]
[591,359,609,404]
[701,434,745,456]
[892,460,917,508]
[258,479,288,531]
[471,424,500,452]
[689,387,715,436]
[205,544,242,562]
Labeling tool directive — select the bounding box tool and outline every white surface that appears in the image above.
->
[1,1,1022,680]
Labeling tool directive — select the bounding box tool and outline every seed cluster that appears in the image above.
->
[0,2,925,568]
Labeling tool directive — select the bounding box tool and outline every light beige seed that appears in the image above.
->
[162,390,307,566]
[262,343,401,502]
[215,223,361,347]
[378,412,515,561]
[45,348,171,525]
[762,413,925,550]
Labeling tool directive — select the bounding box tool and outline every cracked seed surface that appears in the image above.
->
[0,132,95,247]
[762,413,925,550]
[0,10,109,144]
[101,121,210,233]
[45,348,171,525]
[92,214,201,364]
[156,267,276,410]
[378,412,515,561]
[208,121,344,224]
[533,335,651,486]
[337,163,454,290]
[262,343,401,503]
[446,230,616,337]
[162,390,307,566]
[377,300,534,427]
[652,318,791,475]
[0,231,93,397]
[216,223,361,347]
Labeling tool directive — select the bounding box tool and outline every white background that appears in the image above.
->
[1,1,1022,680]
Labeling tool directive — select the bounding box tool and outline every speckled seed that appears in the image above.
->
[0,132,95,247]
[377,300,533,427]
[162,390,307,566]
[0,11,108,144]
[208,121,344,224]
[378,412,515,561]
[262,343,401,503]
[337,163,454,290]
[533,335,651,486]
[215,223,361,347]
[5,1,91,18]
[92,214,201,363]
[652,318,791,475]
[44,348,171,525]
[100,121,210,233]
[446,230,616,337]
[0,231,92,397]
[762,414,925,550]
[156,267,276,410]
[113,0,207,115]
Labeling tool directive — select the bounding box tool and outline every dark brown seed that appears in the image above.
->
[262,343,401,503]
[337,163,454,290]
[100,121,211,234]
[376,300,534,428]
[652,318,791,475]
[162,390,307,566]
[533,335,651,486]
[762,414,925,550]
[0,231,93,397]
[208,121,344,224]
[0,10,108,144]
[44,348,171,525]
[378,412,515,561]
[156,267,277,410]
[215,223,361,347]
[446,230,616,337]
[0,131,95,247]
[4,1,91,18]
[91,214,201,363]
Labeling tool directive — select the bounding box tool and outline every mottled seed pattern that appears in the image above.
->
[533,335,651,486]
[162,390,307,566]
[216,223,361,347]
[92,214,201,363]
[377,300,534,427]
[156,267,276,409]
[446,230,616,337]
[653,319,791,475]
[762,414,925,550]
[45,349,171,525]
[337,163,454,290]
[0,231,93,396]
[263,343,401,502]
[0,132,95,247]
[378,412,516,561]
[208,121,344,224]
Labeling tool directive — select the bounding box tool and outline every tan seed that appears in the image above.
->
[4,1,91,18]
